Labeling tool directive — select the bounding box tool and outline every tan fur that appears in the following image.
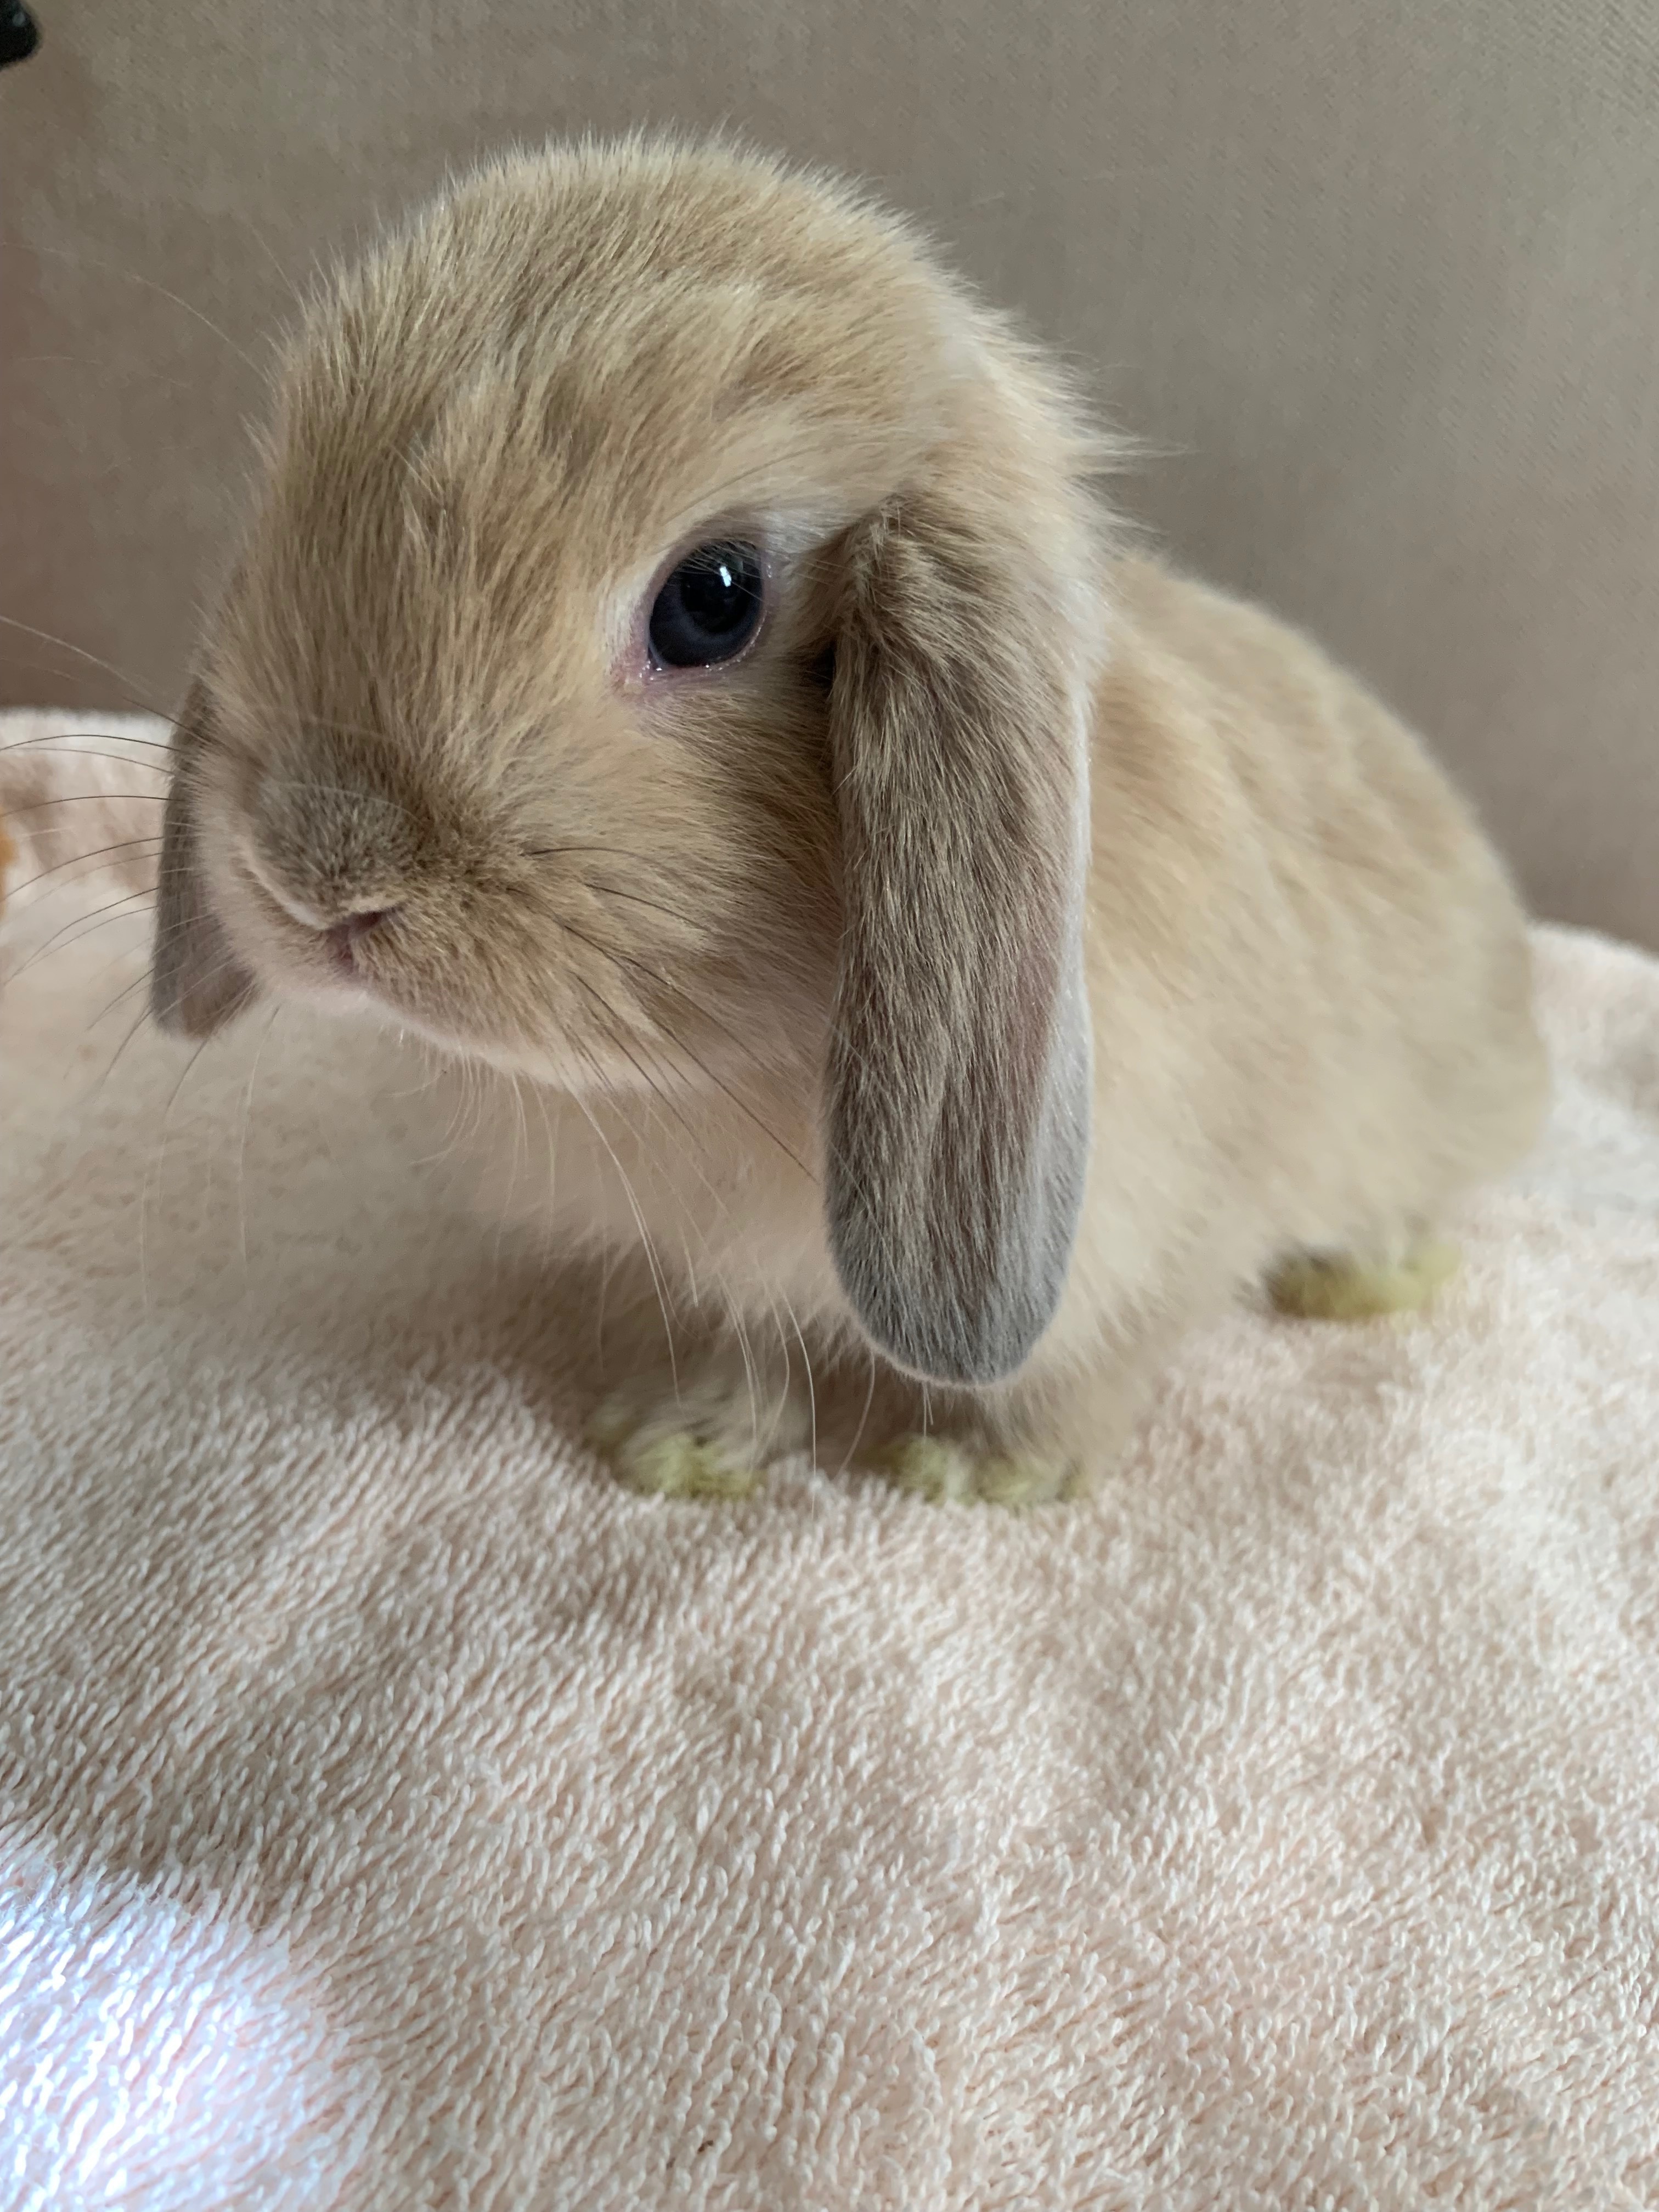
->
[152,136,1548,1494]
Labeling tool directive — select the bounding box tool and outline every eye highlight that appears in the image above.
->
[647,540,765,669]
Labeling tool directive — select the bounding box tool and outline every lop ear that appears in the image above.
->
[823,489,1096,1386]
[150,676,258,1037]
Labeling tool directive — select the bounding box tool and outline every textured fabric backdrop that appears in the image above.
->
[2,718,1657,2208]
[4,1,1659,947]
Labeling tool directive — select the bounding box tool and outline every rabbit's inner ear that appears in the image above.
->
[150,679,258,1039]
[822,495,1093,1386]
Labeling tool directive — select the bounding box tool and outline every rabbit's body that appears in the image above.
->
[504,549,1544,1491]
[151,138,1545,1499]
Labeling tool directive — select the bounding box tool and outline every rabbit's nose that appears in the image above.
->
[248,774,415,927]
[240,839,404,946]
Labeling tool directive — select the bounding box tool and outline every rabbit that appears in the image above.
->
[150,136,1548,1503]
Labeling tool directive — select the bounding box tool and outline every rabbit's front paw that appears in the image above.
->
[585,1362,813,1500]
[873,1434,1077,1508]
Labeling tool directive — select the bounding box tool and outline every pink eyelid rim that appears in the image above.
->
[612,533,776,692]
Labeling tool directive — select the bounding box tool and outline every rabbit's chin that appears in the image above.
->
[321,996,670,1102]
[386,1005,757,1110]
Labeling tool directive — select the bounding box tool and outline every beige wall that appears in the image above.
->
[4,0,1656,943]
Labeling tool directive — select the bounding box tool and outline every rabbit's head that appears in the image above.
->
[154,139,1107,1384]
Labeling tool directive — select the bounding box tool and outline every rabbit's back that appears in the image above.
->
[1055,552,1546,1343]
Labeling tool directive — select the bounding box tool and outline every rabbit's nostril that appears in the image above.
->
[325,906,397,968]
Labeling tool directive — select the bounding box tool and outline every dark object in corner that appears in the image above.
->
[0,2,39,67]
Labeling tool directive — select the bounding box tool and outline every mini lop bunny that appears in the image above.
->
[153,138,1547,1502]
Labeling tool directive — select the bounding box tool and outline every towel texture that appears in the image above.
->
[1,712,1657,2211]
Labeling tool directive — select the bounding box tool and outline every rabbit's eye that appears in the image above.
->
[648,541,764,669]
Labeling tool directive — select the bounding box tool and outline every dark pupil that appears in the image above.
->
[649,541,764,668]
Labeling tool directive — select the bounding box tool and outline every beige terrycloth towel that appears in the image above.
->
[1,711,1657,2211]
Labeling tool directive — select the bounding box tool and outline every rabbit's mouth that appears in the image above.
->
[213,843,673,1095]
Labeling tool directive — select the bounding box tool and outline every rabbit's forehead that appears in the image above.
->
[221,157,975,725]
[241,285,950,679]
[269,155,963,550]
[301,270,944,531]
